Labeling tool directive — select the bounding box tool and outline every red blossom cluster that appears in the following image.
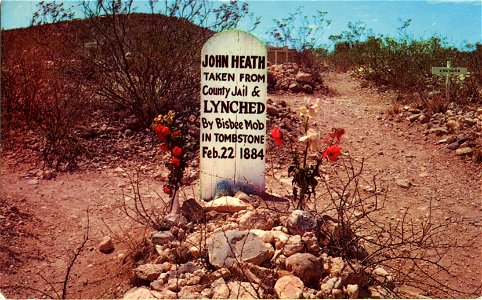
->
[271,128,283,146]
[152,111,189,197]
[271,127,345,162]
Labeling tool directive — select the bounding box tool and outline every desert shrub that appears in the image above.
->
[64,0,258,127]
[329,19,481,106]
[1,25,89,169]
[266,7,331,74]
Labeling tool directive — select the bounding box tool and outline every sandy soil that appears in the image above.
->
[0,72,480,298]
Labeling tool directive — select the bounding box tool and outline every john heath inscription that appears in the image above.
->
[200,31,267,200]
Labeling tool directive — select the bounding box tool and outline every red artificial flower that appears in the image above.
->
[163,186,171,194]
[271,128,282,139]
[271,128,283,146]
[170,157,181,167]
[329,128,345,143]
[173,130,181,137]
[172,146,183,157]
[159,143,169,152]
[156,125,170,139]
[323,145,342,162]
[160,126,170,137]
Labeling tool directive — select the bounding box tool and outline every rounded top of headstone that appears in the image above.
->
[202,30,266,54]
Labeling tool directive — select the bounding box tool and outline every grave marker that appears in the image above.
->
[200,30,267,200]
[431,61,468,103]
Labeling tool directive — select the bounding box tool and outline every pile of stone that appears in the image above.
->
[268,63,324,94]
[123,194,398,299]
[391,103,481,163]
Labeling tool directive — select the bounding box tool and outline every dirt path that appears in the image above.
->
[1,72,480,298]
[269,72,481,297]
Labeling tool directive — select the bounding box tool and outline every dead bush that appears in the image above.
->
[310,156,479,297]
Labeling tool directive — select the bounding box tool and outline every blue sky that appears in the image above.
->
[1,0,481,49]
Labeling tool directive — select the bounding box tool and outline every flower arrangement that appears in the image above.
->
[271,97,345,209]
[152,111,193,212]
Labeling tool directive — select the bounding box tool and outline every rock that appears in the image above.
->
[285,253,322,286]
[237,263,275,288]
[418,114,428,123]
[447,142,459,150]
[289,82,302,93]
[296,72,313,83]
[204,196,252,213]
[429,127,448,136]
[286,210,318,236]
[98,236,114,253]
[42,169,57,180]
[177,262,200,275]
[212,278,262,299]
[369,285,396,299]
[271,230,290,249]
[302,84,313,93]
[447,119,460,132]
[150,278,166,290]
[345,284,359,299]
[407,114,421,122]
[302,232,320,254]
[153,288,177,299]
[123,287,155,299]
[201,288,214,298]
[456,147,473,156]
[464,117,477,126]
[238,209,277,230]
[180,198,205,223]
[281,234,304,257]
[211,268,232,280]
[319,277,341,297]
[158,213,188,230]
[27,179,38,185]
[372,266,393,285]
[133,263,171,281]
[250,229,274,243]
[340,260,367,287]
[207,230,274,269]
[179,285,205,299]
[330,257,345,276]
[396,179,411,188]
[332,288,344,298]
[151,231,176,246]
[167,278,186,292]
[274,275,304,299]
[267,104,281,116]
[155,245,175,263]
[234,191,251,202]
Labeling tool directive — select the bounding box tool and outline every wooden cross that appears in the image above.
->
[431,61,468,103]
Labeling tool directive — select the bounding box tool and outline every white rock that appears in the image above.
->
[204,196,252,213]
[274,275,304,299]
[123,287,154,299]
[281,235,304,257]
[345,284,359,299]
[98,236,114,253]
[396,179,411,188]
[207,230,274,268]
[330,257,345,276]
[249,229,274,243]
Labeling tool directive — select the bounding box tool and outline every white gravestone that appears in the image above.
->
[200,30,267,200]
